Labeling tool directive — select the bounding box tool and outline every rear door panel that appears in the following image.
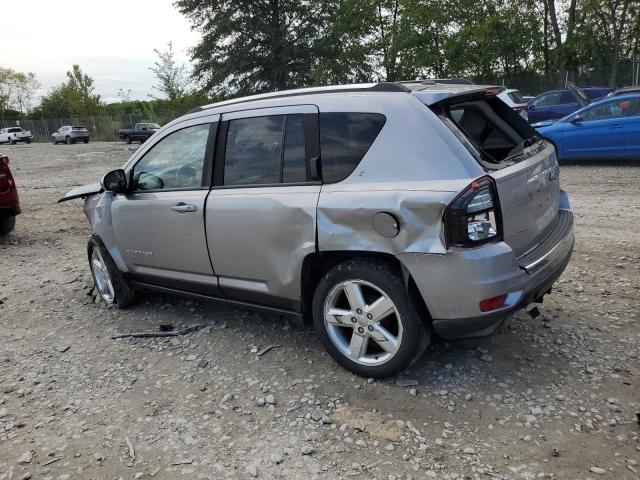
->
[206,105,320,306]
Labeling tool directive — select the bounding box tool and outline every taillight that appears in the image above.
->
[444,176,502,247]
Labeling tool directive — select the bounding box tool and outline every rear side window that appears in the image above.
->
[532,93,560,107]
[319,113,386,183]
[559,91,578,104]
[72,126,86,130]
[223,114,309,186]
[508,91,525,104]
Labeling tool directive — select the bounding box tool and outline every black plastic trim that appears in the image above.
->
[130,281,302,318]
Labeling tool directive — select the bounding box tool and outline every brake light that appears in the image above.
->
[444,176,502,247]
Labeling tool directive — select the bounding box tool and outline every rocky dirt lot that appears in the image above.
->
[0,142,638,480]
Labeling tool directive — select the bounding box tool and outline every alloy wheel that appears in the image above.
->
[323,280,403,366]
[91,248,115,303]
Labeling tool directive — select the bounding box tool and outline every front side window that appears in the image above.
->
[581,99,633,122]
[133,123,210,191]
[223,114,309,186]
[319,113,386,183]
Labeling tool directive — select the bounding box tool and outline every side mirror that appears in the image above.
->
[101,169,127,192]
[569,116,582,124]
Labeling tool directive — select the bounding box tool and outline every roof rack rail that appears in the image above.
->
[186,82,411,114]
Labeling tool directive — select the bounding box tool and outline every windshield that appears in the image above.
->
[148,123,161,129]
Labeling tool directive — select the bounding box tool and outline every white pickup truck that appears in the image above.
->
[0,127,33,144]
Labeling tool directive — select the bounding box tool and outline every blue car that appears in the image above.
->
[527,86,612,124]
[533,94,640,160]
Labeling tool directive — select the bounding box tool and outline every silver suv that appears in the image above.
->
[61,81,574,378]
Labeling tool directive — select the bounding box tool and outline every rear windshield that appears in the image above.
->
[434,94,541,169]
[508,91,525,104]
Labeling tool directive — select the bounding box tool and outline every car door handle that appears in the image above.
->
[171,203,197,213]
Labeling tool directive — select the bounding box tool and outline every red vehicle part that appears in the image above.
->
[0,154,20,234]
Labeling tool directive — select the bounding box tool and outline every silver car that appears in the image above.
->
[60,81,574,378]
[52,125,90,144]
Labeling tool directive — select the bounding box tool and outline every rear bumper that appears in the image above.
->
[398,208,574,339]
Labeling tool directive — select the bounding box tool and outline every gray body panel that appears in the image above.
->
[70,82,573,339]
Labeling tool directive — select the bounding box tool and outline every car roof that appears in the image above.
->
[191,81,494,114]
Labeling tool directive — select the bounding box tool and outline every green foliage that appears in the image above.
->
[149,42,193,101]
[175,0,341,96]
[34,65,104,118]
[0,67,40,118]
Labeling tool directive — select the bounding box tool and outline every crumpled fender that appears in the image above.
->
[57,183,102,203]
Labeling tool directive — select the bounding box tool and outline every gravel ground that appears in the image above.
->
[0,142,638,480]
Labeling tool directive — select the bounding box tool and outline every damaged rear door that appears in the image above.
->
[205,105,321,310]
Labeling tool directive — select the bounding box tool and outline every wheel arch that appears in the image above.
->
[300,250,432,328]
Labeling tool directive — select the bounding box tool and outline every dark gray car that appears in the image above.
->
[61,82,574,378]
[52,126,90,144]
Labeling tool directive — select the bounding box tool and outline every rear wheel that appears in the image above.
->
[88,237,136,308]
[0,214,16,235]
[25,138,31,144]
[66,136,72,145]
[84,139,89,144]
[10,139,16,145]
[52,136,57,145]
[312,258,428,378]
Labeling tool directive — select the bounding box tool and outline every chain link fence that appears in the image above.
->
[0,108,189,143]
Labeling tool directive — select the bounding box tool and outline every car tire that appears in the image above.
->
[0,214,16,235]
[25,139,31,144]
[84,139,89,144]
[66,136,72,145]
[88,237,136,308]
[52,137,57,145]
[312,258,428,378]
[10,139,16,145]
[124,135,131,144]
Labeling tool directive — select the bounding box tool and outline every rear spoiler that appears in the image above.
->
[412,86,506,106]
[57,183,102,203]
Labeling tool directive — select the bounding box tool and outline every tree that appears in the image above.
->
[149,42,192,101]
[176,0,338,96]
[0,67,40,117]
[36,65,103,118]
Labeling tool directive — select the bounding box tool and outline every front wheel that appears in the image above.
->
[88,237,136,308]
[25,138,31,144]
[84,139,89,144]
[0,214,16,235]
[312,258,428,378]
[65,136,72,145]
[124,135,131,144]
[10,139,16,145]
[52,137,57,145]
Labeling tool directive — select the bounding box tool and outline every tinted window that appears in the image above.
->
[319,113,386,183]
[581,99,633,122]
[224,114,310,186]
[282,114,306,183]
[533,93,559,107]
[559,91,578,104]
[133,123,210,191]
[225,116,284,186]
[508,91,525,104]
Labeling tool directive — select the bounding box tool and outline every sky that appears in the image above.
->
[0,0,201,103]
